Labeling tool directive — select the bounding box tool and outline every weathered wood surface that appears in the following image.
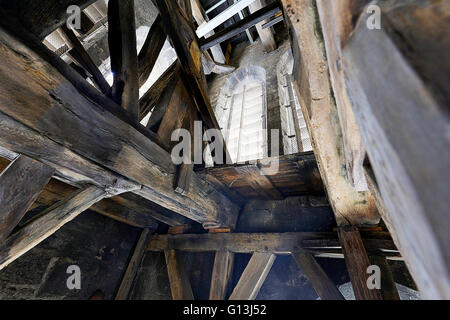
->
[0,26,239,228]
[165,249,194,300]
[292,252,345,300]
[369,255,400,300]
[315,0,369,191]
[248,0,276,52]
[0,156,54,242]
[116,228,151,300]
[199,1,281,51]
[197,152,323,199]
[140,61,180,122]
[342,1,450,299]
[338,227,382,300]
[108,0,140,121]
[147,232,396,253]
[138,15,167,87]
[209,250,235,300]
[0,186,107,270]
[281,0,379,226]
[60,24,110,95]
[229,252,275,300]
[154,0,230,162]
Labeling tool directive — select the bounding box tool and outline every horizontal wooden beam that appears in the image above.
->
[199,1,281,51]
[147,232,396,253]
[0,26,239,228]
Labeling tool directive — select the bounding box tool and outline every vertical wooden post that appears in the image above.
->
[209,250,235,300]
[165,249,194,300]
[338,226,382,300]
[370,255,400,300]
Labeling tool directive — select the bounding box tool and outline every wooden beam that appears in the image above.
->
[154,0,230,163]
[369,255,400,300]
[0,185,111,270]
[116,228,151,300]
[0,26,239,228]
[209,250,235,300]
[165,249,194,300]
[338,227,382,300]
[201,51,235,75]
[196,0,257,38]
[280,0,379,226]
[229,252,275,300]
[248,0,276,52]
[342,1,450,299]
[147,232,396,253]
[292,252,345,300]
[60,24,110,95]
[157,78,191,149]
[140,61,180,122]
[199,1,281,51]
[0,155,54,242]
[138,15,167,87]
[190,0,226,63]
[108,0,140,121]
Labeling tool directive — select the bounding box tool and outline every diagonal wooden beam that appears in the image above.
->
[292,251,345,300]
[0,25,239,229]
[0,185,114,270]
[0,155,55,242]
[209,250,235,300]
[108,0,140,121]
[153,0,230,163]
[338,226,382,300]
[229,252,275,300]
[165,249,194,300]
[138,15,167,87]
[60,25,110,95]
[140,61,180,122]
[116,228,152,300]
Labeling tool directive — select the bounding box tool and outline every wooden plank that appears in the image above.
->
[116,228,151,300]
[342,1,450,299]
[370,255,400,300]
[190,0,226,63]
[234,165,284,200]
[210,250,235,300]
[199,1,281,51]
[108,0,140,121]
[0,155,54,242]
[292,251,345,300]
[0,26,239,228]
[140,61,180,122]
[147,232,395,253]
[248,0,276,52]
[138,15,167,87]
[229,252,275,300]
[0,185,108,270]
[165,249,194,300]
[60,24,110,95]
[281,0,379,226]
[338,227,382,300]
